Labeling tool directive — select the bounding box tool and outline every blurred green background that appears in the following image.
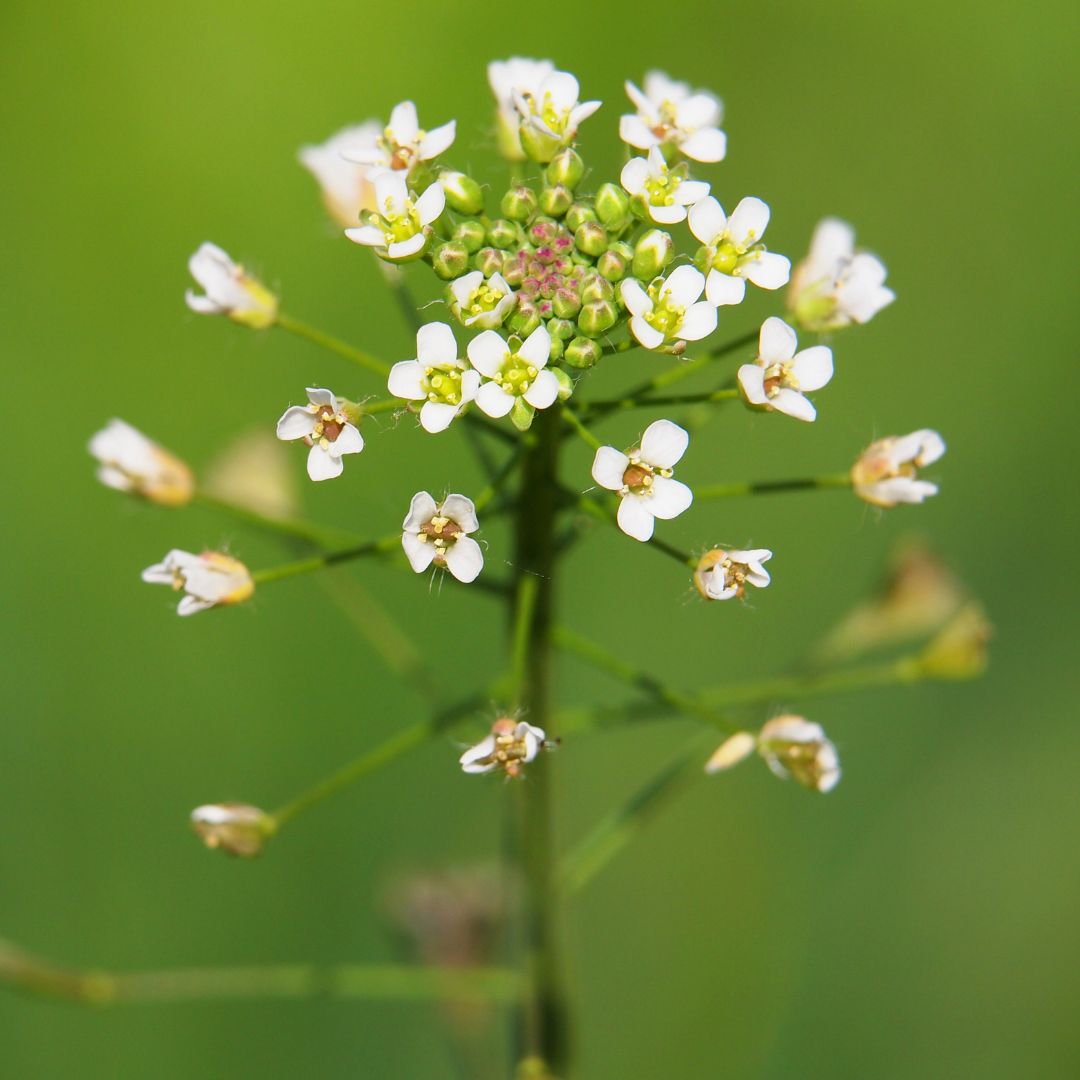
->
[2,0,1077,1076]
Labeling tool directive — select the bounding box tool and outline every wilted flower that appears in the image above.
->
[620,146,710,225]
[591,419,693,542]
[401,491,483,583]
[851,430,945,507]
[620,70,726,163]
[621,266,717,350]
[467,325,561,427]
[344,171,445,262]
[275,387,364,482]
[141,549,254,616]
[190,803,274,858]
[388,323,479,433]
[513,69,601,163]
[343,100,456,173]
[738,317,833,422]
[460,718,549,778]
[694,547,773,601]
[298,122,382,226]
[758,715,841,792]
[488,57,556,161]
[449,270,517,329]
[788,218,895,331]
[89,419,194,507]
[689,196,790,305]
[185,242,278,328]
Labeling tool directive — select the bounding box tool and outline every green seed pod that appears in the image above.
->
[564,336,602,369]
[545,148,585,191]
[440,170,485,216]
[431,241,470,280]
[538,184,573,219]
[501,185,538,223]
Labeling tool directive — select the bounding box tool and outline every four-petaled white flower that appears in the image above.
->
[401,491,484,583]
[788,218,895,331]
[621,266,717,350]
[488,57,556,160]
[460,718,548,778]
[344,171,445,262]
[591,419,694,542]
[298,123,382,226]
[276,387,364,481]
[343,100,456,174]
[851,430,945,508]
[388,323,479,434]
[738,317,834,422]
[758,715,841,793]
[467,325,560,420]
[185,243,278,328]
[620,70,726,163]
[89,419,194,507]
[513,70,602,162]
[689,196,791,306]
[141,549,254,616]
[694,547,773,601]
[620,146,711,225]
[449,270,517,330]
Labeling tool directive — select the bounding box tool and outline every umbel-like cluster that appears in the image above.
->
[89,60,952,821]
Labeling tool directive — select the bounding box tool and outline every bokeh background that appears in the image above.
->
[2,1,1077,1076]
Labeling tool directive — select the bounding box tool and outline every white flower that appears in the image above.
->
[342,100,456,173]
[737,317,834,422]
[591,419,694,542]
[387,323,479,434]
[89,419,194,507]
[621,266,717,350]
[449,270,517,330]
[688,196,791,305]
[620,146,710,225]
[275,388,364,482]
[460,718,548,778]
[467,325,560,420]
[401,491,483,584]
[344,171,445,262]
[788,218,895,331]
[758,715,841,793]
[620,70,726,163]
[298,122,382,226]
[141,549,254,616]
[185,243,278,328]
[488,57,556,161]
[190,803,272,857]
[694,547,773,601]
[851,430,945,508]
[513,69,601,161]
[704,731,757,774]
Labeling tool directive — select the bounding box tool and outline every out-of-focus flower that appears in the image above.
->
[694,547,773,601]
[190,803,274,857]
[851,430,945,507]
[89,420,194,507]
[388,323,479,434]
[298,122,382,226]
[758,715,841,792]
[449,270,517,329]
[620,70,726,162]
[737,316,833,422]
[513,69,601,163]
[704,731,757,773]
[919,601,991,679]
[788,218,895,331]
[401,491,483,583]
[621,265,716,350]
[202,429,299,521]
[689,196,790,305]
[344,171,445,262]
[467,325,561,427]
[342,100,456,173]
[185,243,278,328]
[591,419,693,542]
[620,146,710,225]
[488,57,556,161]
[460,718,549,778]
[141,550,254,616]
[275,387,364,482]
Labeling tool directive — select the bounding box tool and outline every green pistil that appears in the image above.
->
[495,354,538,398]
[469,286,503,318]
[422,365,463,406]
[645,291,685,337]
[644,172,678,207]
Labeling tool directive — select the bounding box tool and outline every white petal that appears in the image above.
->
[523,369,559,410]
[467,331,508,377]
[704,731,757,773]
[705,269,746,307]
[387,233,426,260]
[630,316,665,350]
[678,127,726,163]
[568,100,602,129]
[332,424,364,456]
[542,71,580,111]
[418,120,456,160]
[623,80,654,117]
[676,93,721,129]
[444,536,483,583]
[185,291,222,314]
[648,477,693,520]
[475,381,515,418]
[620,157,649,196]
[414,182,446,226]
[419,401,459,433]
[649,203,688,225]
[619,115,657,150]
[177,595,214,616]
[688,196,727,245]
[673,180,710,207]
[758,316,798,363]
[459,369,481,403]
[449,270,482,308]
[914,430,946,466]
[738,364,768,405]
[344,225,386,247]
[790,346,834,391]
[416,321,458,366]
[460,735,497,773]
[662,265,706,308]
[306,387,336,407]
[617,495,655,542]
[770,388,817,422]
[403,491,438,530]
[620,278,653,318]
[388,101,419,143]
[640,418,689,468]
[870,477,939,505]
[742,252,791,290]
[809,218,854,270]
[518,324,551,369]
[440,494,479,533]
[374,170,408,215]
[307,444,344,481]
[276,405,317,441]
[388,359,425,400]
[591,446,630,490]
[402,530,438,573]
[727,197,770,248]
[677,301,717,342]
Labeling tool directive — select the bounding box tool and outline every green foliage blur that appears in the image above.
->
[1,1,1077,1076]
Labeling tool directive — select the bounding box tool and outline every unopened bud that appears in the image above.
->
[597,246,630,283]
[431,241,470,280]
[545,147,585,190]
[704,731,757,774]
[473,247,504,277]
[452,219,487,253]
[548,317,576,342]
[595,182,631,230]
[501,185,537,223]
[509,300,542,337]
[487,218,518,249]
[577,299,618,337]
[564,336,602,369]
[575,221,608,258]
[538,184,573,218]
[565,203,598,231]
[632,228,675,279]
[191,803,274,858]
[580,272,614,305]
[552,366,574,400]
[440,170,485,216]
[89,420,195,508]
[551,287,580,319]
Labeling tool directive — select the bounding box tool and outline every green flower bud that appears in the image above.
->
[565,203,598,231]
[575,221,608,258]
[501,185,538,223]
[580,272,615,305]
[552,366,575,400]
[692,243,712,276]
[487,218,519,249]
[595,183,631,230]
[632,229,675,279]
[509,300,542,338]
[577,299,618,337]
[473,247,504,277]
[547,334,565,362]
[518,123,561,165]
[545,148,585,191]
[538,184,573,219]
[453,219,487,253]
[553,288,582,320]
[597,247,630,283]
[431,241,470,280]
[549,317,576,342]
[564,336,602,369]
[440,170,485,216]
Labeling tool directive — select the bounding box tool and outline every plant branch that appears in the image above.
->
[571,494,696,568]
[696,472,852,500]
[193,491,359,549]
[276,312,391,378]
[250,536,401,586]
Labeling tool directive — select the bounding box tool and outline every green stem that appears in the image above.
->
[696,473,852,500]
[581,386,739,417]
[250,536,400,586]
[561,406,603,451]
[276,312,391,378]
[572,495,696,569]
[381,266,424,333]
[474,446,527,513]
[193,491,358,549]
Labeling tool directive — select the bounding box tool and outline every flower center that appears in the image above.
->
[417,514,462,564]
[421,365,463,406]
[379,198,421,243]
[711,240,741,275]
[763,362,797,398]
[492,352,538,398]
[467,285,504,319]
[309,405,346,448]
[645,289,685,337]
[621,457,672,495]
[539,92,569,134]
[644,169,680,207]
